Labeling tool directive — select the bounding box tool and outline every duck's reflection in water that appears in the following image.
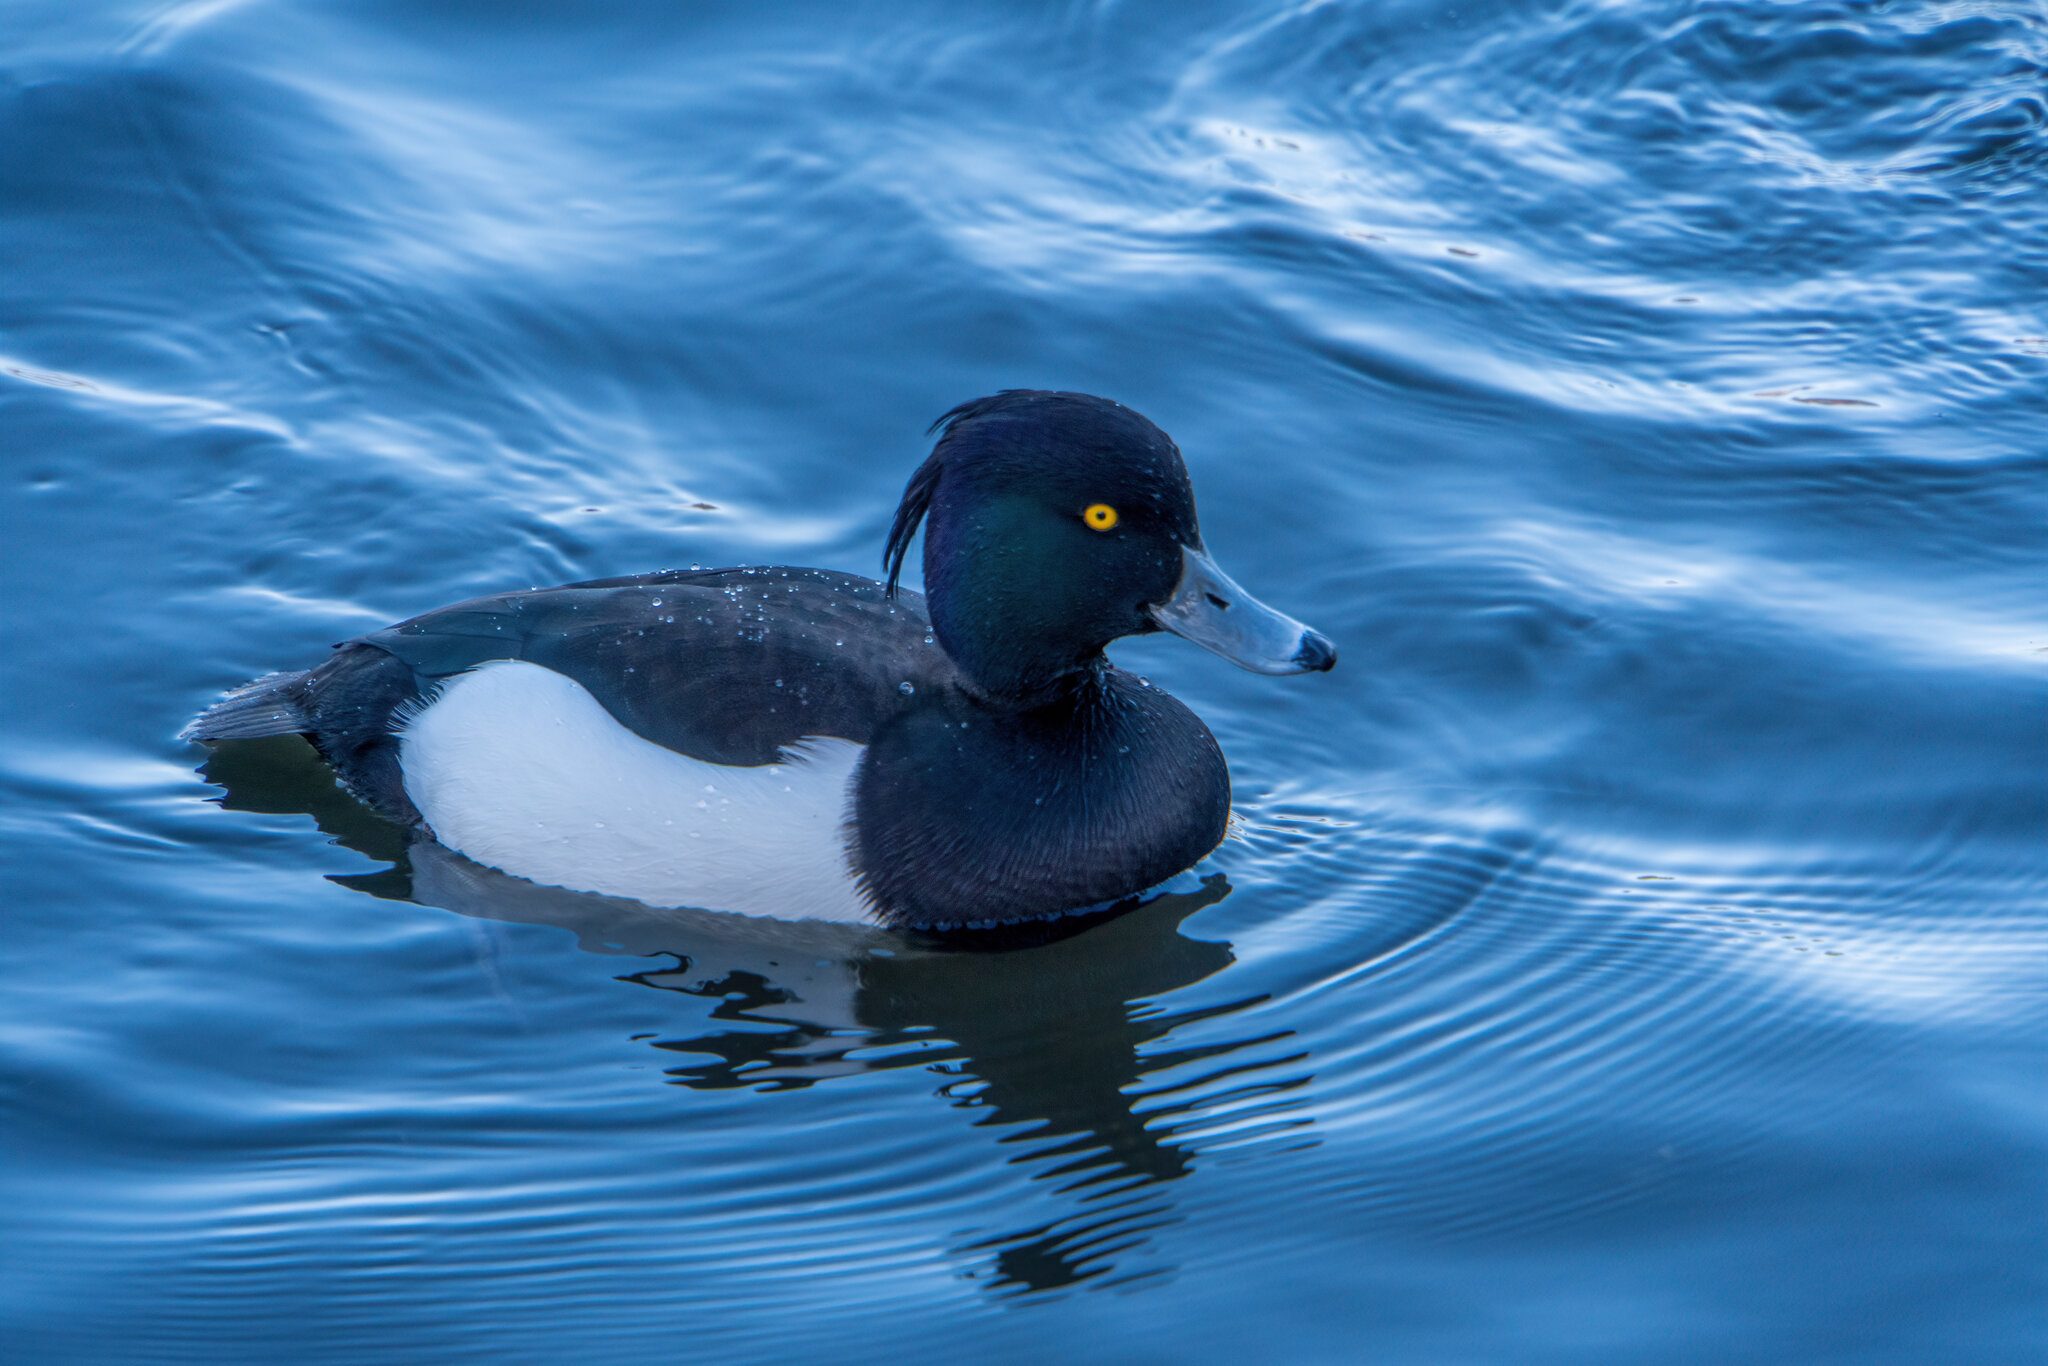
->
[205,737,1316,1295]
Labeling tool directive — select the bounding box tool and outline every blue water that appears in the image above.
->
[4,1,2044,1359]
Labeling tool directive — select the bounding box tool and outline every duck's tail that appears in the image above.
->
[181,670,313,742]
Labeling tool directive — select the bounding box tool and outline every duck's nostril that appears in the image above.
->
[1295,631,1338,672]
[1205,592,1230,610]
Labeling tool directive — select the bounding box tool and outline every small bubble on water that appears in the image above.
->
[898,681,915,695]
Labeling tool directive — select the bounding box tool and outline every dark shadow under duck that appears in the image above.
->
[186,391,1336,930]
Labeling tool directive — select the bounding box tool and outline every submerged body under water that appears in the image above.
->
[3,0,2044,1361]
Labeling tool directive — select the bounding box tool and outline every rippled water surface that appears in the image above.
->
[5,1,2045,1360]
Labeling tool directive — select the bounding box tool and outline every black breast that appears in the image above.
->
[849,666,1231,930]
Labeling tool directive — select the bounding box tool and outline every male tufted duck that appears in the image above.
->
[186,391,1335,929]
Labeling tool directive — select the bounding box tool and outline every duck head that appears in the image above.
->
[885,390,1336,705]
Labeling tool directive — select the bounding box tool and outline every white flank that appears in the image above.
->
[398,660,873,922]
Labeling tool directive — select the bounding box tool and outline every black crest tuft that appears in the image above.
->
[884,390,1050,597]
[882,457,940,599]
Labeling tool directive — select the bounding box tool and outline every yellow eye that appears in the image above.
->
[1083,503,1119,531]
